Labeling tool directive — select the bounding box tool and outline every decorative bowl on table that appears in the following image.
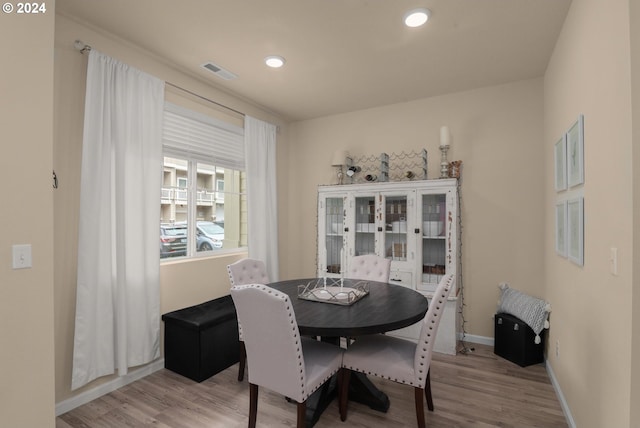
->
[297,278,369,306]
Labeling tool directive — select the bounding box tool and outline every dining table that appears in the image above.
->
[268,277,429,427]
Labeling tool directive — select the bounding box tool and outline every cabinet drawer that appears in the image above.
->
[389,270,412,287]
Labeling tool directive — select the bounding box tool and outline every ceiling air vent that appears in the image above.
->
[201,62,238,80]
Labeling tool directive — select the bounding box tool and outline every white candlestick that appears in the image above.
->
[440,145,450,179]
[440,126,451,147]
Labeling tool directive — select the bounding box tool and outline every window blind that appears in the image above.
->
[162,102,245,170]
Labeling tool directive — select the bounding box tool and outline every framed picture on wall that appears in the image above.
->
[567,197,584,266]
[554,135,567,191]
[567,114,584,188]
[555,200,567,257]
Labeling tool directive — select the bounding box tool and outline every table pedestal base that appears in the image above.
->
[302,376,337,427]
[300,371,389,427]
[348,372,390,412]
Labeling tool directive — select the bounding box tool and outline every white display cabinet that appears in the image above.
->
[317,179,460,354]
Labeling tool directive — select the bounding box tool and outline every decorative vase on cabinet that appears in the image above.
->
[317,179,460,354]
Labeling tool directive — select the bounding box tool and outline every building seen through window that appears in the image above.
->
[160,157,247,259]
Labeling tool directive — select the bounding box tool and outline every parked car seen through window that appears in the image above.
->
[196,221,225,250]
[160,224,187,258]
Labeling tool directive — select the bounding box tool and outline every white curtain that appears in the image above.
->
[245,116,279,281]
[72,50,165,390]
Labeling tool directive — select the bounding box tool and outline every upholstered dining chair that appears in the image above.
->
[347,254,391,282]
[227,258,270,381]
[339,274,455,428]
[230,284,345,428]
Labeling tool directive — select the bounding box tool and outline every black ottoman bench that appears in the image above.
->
[162,295,239,382]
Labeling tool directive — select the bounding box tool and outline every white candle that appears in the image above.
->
[331,150,348,167]
[340,278,344,289]
[440,126,451,147]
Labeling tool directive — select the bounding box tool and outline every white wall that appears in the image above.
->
[287,78,545,339]
[631,0,640,424]
[0,8,56,428]
[544,0,634,426]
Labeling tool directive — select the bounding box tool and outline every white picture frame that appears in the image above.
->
[567,197,584,266]
[554,135,567,191]
[555,200,567,257]
[567,115,584,188]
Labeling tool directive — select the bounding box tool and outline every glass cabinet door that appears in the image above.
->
[383,195,408,261]
[323,197,345,275]
[354,195,376,257]
[420,193,447,289]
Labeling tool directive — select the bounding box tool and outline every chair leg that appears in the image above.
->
[238,341,247,381]
[249,383,258,428]
[339,369,351,421]
[296,400,306,428]
[414,387,426,428]
[425,368,434,411]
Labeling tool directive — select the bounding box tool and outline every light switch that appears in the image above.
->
[12,244,32,269]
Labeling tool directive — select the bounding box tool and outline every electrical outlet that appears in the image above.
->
[555,340,560,358]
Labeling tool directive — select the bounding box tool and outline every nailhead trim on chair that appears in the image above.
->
[233,283,343,402]
[227,260,270,345]
[232,281,345,428]
[340,275,454,428]
[342,275,454,389]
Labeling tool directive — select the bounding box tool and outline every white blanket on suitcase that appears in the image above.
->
[498,283,551,344]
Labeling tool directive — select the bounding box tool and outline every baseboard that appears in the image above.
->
[55,358,165,416]
[459,333,494,347]
[545,360,576,428]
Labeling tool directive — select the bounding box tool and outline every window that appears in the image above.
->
[160,103,247,259]
[216,179,225,202]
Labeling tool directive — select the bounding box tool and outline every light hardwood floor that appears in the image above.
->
[56,344,567,428]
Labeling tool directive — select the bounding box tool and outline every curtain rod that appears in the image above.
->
[74,40,246,118]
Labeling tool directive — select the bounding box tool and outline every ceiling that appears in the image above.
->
[56,0,571,122]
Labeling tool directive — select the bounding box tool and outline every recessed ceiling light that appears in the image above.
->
[404,8,431,27]
[265,55,285,68]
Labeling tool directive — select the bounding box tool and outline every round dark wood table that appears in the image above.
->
[269,278,428,337]
[268,278,429,426]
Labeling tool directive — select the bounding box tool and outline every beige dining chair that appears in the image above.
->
[347,254,391,282]
[227,258,270,381]
[230,284,345,428]
[339,274,455,428]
